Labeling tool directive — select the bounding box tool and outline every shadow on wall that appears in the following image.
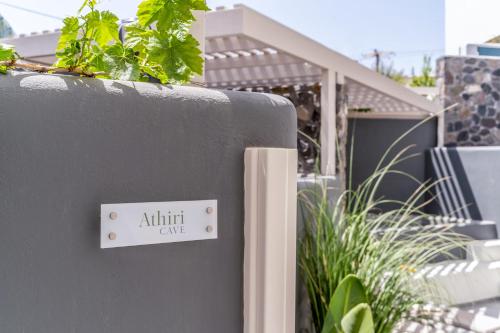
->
[347,117,438,212]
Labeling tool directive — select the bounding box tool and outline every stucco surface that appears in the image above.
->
[0,71,296,333]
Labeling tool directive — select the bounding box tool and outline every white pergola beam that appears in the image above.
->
[205,6,245,37]
[207,75,321,89]
[320,70,337,176]
[1,32,59,58]
[205,36,268,54]
[205,52,306,71]
[206,63,322,85]
[206,5,440,115]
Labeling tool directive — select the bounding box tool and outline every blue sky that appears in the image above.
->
[0,0,444,75]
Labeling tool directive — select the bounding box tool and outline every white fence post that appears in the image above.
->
[243,148,297,333]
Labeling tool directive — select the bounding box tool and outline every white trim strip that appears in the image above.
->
[430,149,452,216]
[434,148,464,219]
[244,148,297,333]
[439,148,472,219]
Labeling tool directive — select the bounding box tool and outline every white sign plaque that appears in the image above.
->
[100,200,217,248]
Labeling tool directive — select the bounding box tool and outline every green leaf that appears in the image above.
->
[55,40,82,68]
[322,275,368,333]
[137,0,209,31]
[85,10,119,47]
[54,0,206,83]
[0,43,15,62]
[340,304,374,333]
[124,23,150,52]
[78,0,97,13]
[57,16,80,51]
[145,30,203,83]
[92,44,140,81]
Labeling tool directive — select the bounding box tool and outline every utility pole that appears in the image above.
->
[374,49,381,73]
[362,49,395,73]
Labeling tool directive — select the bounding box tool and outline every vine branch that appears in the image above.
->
[0,60,102,77]
[1,59,207,87]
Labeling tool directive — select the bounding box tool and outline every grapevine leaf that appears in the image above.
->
[191,0,210,11]
[104,45,140,81]
[137,0,208,31]
[92,44,140,81]
[55,40,82,68]
[52,0,206,83]
[136,0,164,27]
[89,46,106,72]
[124,23,150,52]
[85,10,119,47]
[145,31,203,83]
[167,33,204,78]
[78,0,97,13]
[57,16,80,51]
[0,44,17,74]
[0,43,16,62]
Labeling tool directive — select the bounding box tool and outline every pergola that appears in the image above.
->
[204,5,441,175]
[1,4,441,175]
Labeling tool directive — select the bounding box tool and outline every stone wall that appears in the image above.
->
[438,56,500,146]
[236,84,321,174]
[236,83,349,176]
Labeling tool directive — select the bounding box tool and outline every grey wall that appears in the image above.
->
[0,72,296,333]
[347,118,437,211]
[427,147,500,232]
[456,148,500,225]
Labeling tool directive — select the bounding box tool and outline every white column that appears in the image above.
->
[243,148,297,333]
[321,69,337,175]
[437,112,445,147]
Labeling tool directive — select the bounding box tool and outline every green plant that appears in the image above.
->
[378,61,406,84]
[0,43,16,74]
[299,116,465,333]
[0,0,208,84]
[410,56,436,87]
[322,274,374,333]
